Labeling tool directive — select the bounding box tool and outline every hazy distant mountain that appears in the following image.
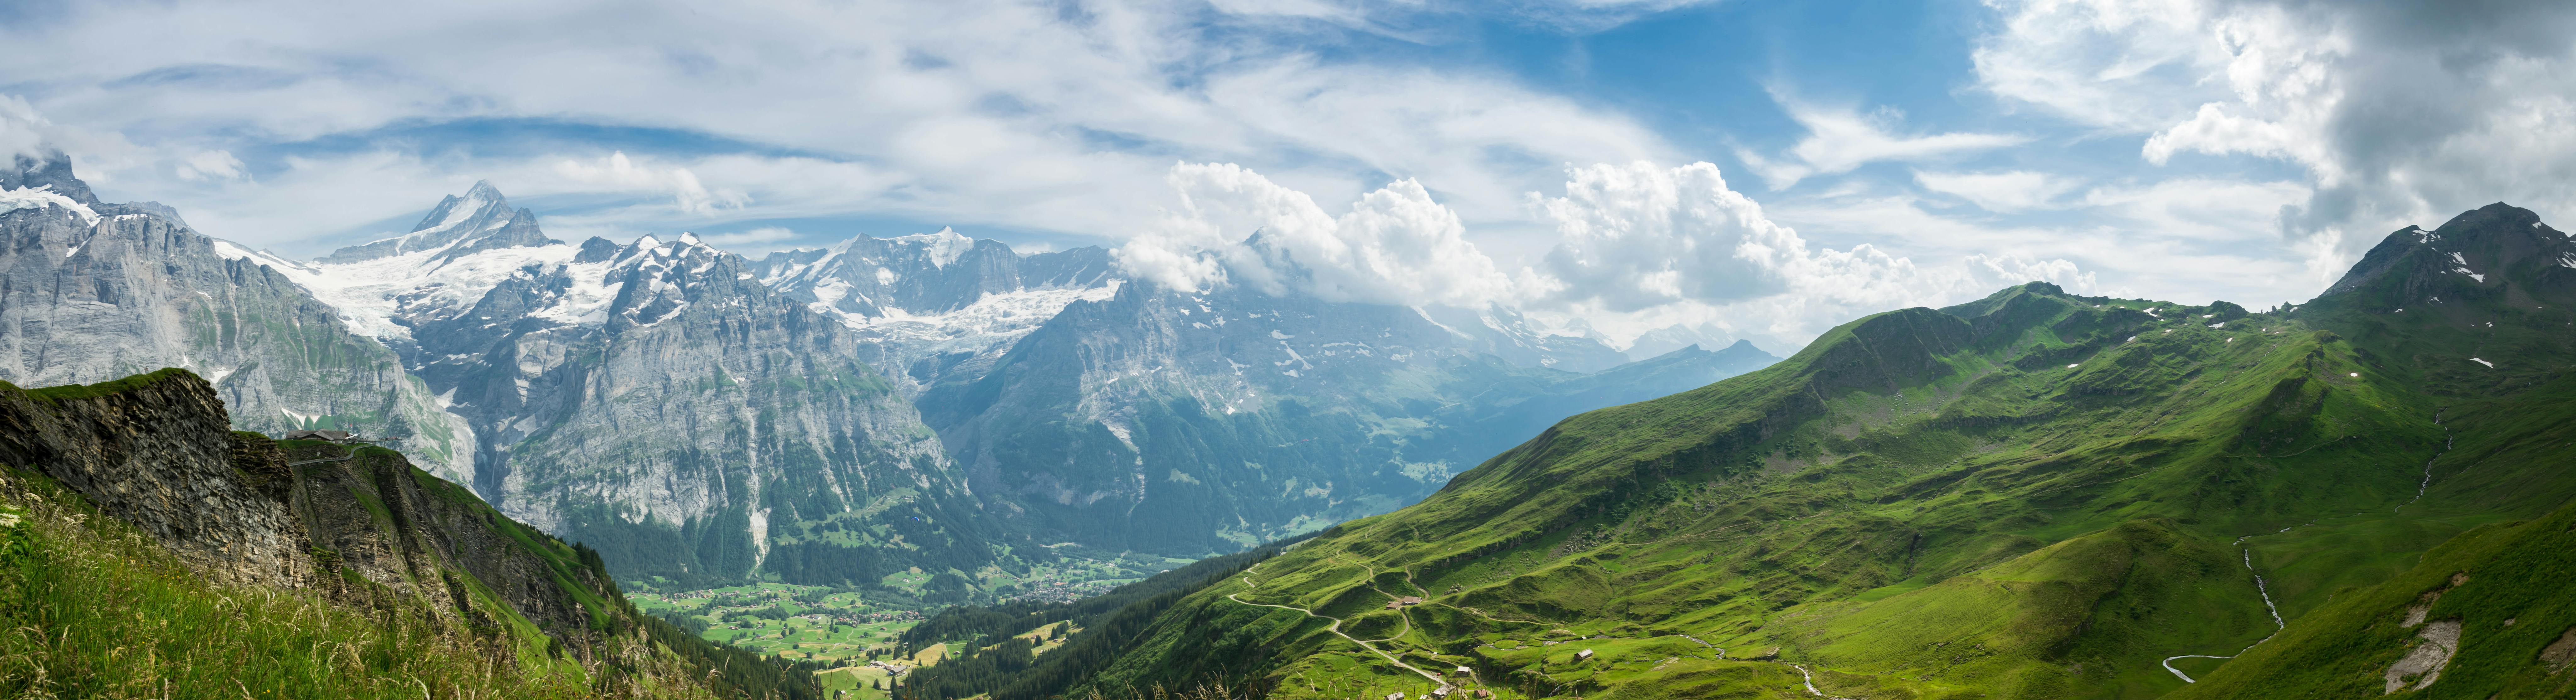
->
[915,279,1779,554]
[750,230,1121,394]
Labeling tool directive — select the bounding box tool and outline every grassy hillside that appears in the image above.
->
[0,466,703,699]
[2167,494,2576,699]
[0,369,829,700]
[1040,204,2576,698]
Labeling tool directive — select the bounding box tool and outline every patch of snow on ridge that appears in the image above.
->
[0,185,99,224]
[2469,358,2493,368]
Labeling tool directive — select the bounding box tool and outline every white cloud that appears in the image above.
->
[1742,99,2029,189]
[174,150,246,181]
[0,95,47,158]
[1520,162,2097,348]
[700,226,796,247]
[553,152,746,215]
[1528,162,1813,310]
[0,0,1672,252]
[1116,162,1514,308]
[1913,169,2078,212]
[1975,0,2576,289]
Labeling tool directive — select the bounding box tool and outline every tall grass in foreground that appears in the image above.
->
[0,470,713,699]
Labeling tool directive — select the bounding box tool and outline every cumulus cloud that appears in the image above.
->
[1521,162,2098,346]
[1528,162,1812,310]
[1975,0,2576,286]
[1116,162,1515,308]
[1114,159,2105,347]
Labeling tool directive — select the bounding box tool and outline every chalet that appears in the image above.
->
[1382,596,1424,610]
[282,429,359,443]
[1575,648,1595,661]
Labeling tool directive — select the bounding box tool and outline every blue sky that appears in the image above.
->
[4,0,2572,349]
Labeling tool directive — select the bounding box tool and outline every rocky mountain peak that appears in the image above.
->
[2,149,99,205]
[321,180,557,264]
[2318,202,2576,307]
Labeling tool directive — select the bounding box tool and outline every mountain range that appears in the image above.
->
[888,202,2576,699]
[0,151,1780,593]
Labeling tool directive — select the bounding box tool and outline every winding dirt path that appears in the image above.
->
[1224,593,1446,686]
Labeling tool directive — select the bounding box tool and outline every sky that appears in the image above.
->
[5,0,2575,352]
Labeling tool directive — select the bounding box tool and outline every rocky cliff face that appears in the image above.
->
[0,152,474,482]
[395,232,990,587]
[0,369,629,658]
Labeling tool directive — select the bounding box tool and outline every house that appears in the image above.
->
[1382,596,1425,610]
[282,429,359,443]
[1575,648,1595,661]
[1454,666,1473,675]
[1384,693,1404,700]
[1431,686,1454,697]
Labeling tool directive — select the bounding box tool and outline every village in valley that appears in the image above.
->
[619,552,1186,698]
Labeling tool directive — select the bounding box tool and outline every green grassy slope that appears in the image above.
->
[0,369,830,700]
[1049,203,2576,698]
[0,468,704,699]
[2167,493,2576,699]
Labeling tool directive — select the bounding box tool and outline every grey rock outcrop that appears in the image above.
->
[0,152,474,482]
[0,368,671,664]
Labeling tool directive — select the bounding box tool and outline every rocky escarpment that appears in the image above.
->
[0,369,317,588]
[0,151,473,483]
[0,368,628,659]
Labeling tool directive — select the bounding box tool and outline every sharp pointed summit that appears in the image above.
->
[320,180,556,264]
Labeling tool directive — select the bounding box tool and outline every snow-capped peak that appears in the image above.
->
[891,228,974,268]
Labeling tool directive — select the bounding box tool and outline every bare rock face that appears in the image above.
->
[2384,619,2462,693]
[0,152,472,482]
[399,233,991,588]
[0,370,316,588]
